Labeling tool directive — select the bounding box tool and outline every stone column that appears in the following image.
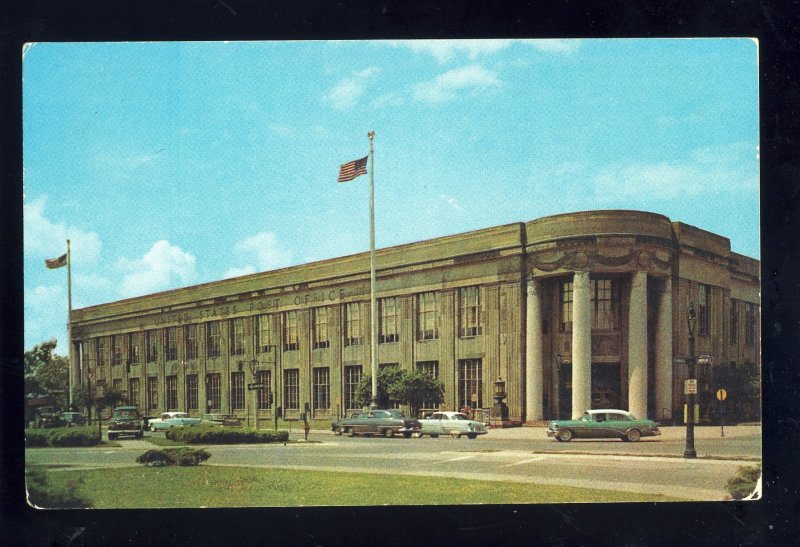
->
[628,270,648,419]
[525,277,544,422]
[654,276,673,423]
[571,271,592,419]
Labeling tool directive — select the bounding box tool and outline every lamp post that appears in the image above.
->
[248,358,260,430]
[684,303,697,459]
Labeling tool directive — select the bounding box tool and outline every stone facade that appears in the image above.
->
[69,210,760,424]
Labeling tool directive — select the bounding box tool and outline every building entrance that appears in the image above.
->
[557,362,621,419]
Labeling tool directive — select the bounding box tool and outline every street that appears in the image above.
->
[26,425,761,502]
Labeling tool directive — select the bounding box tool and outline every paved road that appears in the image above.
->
[26,425,761,501]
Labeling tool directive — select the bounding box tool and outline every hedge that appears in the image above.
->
[725,464,761,500]
[136,448,211,467]
[25,426,101,448]
[165,425,289,444]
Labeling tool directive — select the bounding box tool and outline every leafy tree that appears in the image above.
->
[354,366,405,409]
[354,368,444,417]
[97,388,126,410]
[24,340,69,407]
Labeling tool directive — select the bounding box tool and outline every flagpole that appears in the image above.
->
[368,131,378,408]
[67,239,74,408]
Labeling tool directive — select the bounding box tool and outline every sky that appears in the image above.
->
[22,39,760,355]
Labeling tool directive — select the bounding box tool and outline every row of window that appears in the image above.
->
[92,288,484,366]
[729,299,758,347]
[120,359,485,414]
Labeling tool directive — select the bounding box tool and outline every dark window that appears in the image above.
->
[344,365,362,410]
[417,292,438,341]
[458,359,482,410]
[146,330,158,362]
[459,286,482,337]
[313,307,330,349]
[231,371,245,410]
[127,332,139,365]
[730,299,739,344]
[185,324,199,359]
[146,376,158,410]
[560,282,573,332]
[591,278,618,329]
[185,374,198,410]
[165,375,178,409]
[283,311,299,351]
[379,297,399,343]
[164,327,178,361]
[745,302,756,347]
[230,318,245,356]
[284,369,300,410]
[257,314,274,353]
[206,321,221,358]
[112,335,123,366]
[206,373,221,410]
[313,367,330,410]
[256,370,271,409]
[128,378,140,408]
[698,284,711,337]
[345,303,362,346]
[96,337,106,367]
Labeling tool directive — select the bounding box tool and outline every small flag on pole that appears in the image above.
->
[45,253,68,269]
[338,156,368,182]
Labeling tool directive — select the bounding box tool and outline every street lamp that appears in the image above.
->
[684,303,697,459]
[248,359,260,430]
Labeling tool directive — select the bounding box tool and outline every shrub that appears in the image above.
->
[25,426,100,448]
[136,448,211,467]
[26,467,91,509]
[725,464,761,500]
[165,425,289,444]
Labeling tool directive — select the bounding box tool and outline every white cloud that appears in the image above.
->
[232,231,293,273]
[414,65,501,104]
[24,284,67,350]
[323,67,380,110]
[23,196,103,264]
[384,39,513,63]
[116,240,197,297]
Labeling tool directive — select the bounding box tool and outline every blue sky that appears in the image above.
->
[22,39,759,354]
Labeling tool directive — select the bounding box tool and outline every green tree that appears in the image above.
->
[354,366,405,409]
[24,340,69,407]
[354,368,444,417]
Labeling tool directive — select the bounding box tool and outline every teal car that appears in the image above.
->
[546,409,661,442]
[414,411,487,439]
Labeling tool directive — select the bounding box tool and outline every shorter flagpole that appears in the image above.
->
[368,131,378,408]
[67,239,74,407]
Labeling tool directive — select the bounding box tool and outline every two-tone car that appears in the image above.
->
[546,409,661,442]
[147,411,202,432]
[414,411,487,439]
[332,409,422,438]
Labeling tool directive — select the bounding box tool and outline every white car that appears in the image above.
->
[415,411,488,439]
[148,412,202,431]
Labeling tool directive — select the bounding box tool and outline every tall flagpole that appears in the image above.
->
[368,131,378,408]
[67,239,74,408]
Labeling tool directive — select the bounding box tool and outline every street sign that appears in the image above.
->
[684,379,698,394]
[247,382,265,390]
[673,357,686,364]
[716,388,727,401]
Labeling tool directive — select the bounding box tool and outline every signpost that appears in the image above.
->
[247,383,265,391]
[716,388,728,437]
[684,379,698,394]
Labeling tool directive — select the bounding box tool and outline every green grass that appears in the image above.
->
[37,465,682,508]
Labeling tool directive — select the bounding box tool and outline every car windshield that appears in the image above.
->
[452,414,470,420]
[580,413,592,421]
[173,413,189,418]
[113,409,138,418]
[386,410,405,418]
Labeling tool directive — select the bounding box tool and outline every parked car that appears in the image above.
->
[108,406,144,440]
[200,413,243,427]
[546,409,661,442]
[331,409,422,438]
[415,411,488,439]
[148,412,202,431]
[60,411,87,427]
[35,406,64,428]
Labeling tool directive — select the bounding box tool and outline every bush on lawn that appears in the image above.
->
[26,467,91,508]
[165,425,289,444]
[25,426,101,448]
[136,448,211,467]
[725,464,761,500]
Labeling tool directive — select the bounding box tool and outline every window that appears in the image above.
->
[96,337,106,367]
[284,369,300,410]
[185,324,199,359]
[745,302,756,347]
[206,321,221,358]
[416,361,440,409]
[345,303,362,346]
[165,375,178,409]
[146,376,158,410]
[313,307,330,349]
[283,311,299,351]
[164,327,178,361]
[146,330,158,362]
[112,335,123,366]
[256,370,271,409]
[417,292,438,340]
[459,286,482,337]
[257,314,273,353]
[313,367,330,410]
[128,332,139,365]
[730,300,739,344]
[344,365,362,410]
[560,282,573,332]
[698,284,711,337]
[185,374,198,410]
[379,297,399,343]
[230,318,245,356]
[128,378,140,408]
[458,359,482,410]
[112,378,122,394]
[591,278,618,329]
[206,373,221,410]
[231,371,245,410]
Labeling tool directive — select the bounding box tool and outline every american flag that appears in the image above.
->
[45,253,67,269]
[338,156,368,182]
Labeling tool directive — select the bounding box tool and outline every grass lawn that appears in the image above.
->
[39,465,683,507]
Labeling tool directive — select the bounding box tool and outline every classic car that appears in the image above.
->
[200,413,243,427]
[331,409,422,438]
[60,411,87,427]
[414,411,488,439]
[546,409,661,442]
[148,411,202,431]
[34,406,64,428]
[108,406,144,440]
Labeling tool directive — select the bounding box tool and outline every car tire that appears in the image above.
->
[626,429,641,442]
[411,432,422,438]
[383,428,394,438]
[450,431,462,439]
[402,431,412,438]
[333,426,342,436]
[347,428,356,437]
[466,433,478,440]
[556,429,573,442]
[108,433,117,441]
[430,434,439,438]
[150,424,157,432]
